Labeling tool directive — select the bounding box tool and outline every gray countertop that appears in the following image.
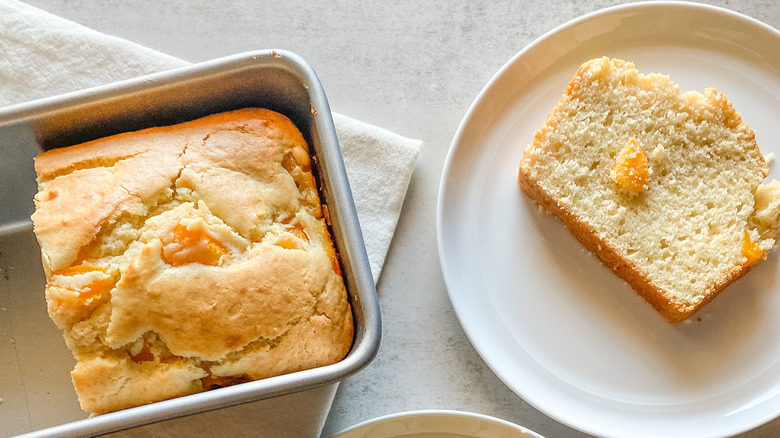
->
[21,1,780,437]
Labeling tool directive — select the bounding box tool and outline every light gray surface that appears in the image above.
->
[19,1,780,437]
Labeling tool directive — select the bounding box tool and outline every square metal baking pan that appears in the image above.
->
[0,50,380,437]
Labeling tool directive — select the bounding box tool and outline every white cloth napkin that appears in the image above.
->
[0,0,421,283]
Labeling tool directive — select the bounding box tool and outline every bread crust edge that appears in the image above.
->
[516,166,753,324]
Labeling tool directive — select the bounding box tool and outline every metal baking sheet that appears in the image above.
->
[0,50,380,437]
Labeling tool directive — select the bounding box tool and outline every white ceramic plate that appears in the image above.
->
[437,2,780,438]
[331,410,544,438]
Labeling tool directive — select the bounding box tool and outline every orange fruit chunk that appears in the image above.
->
[742,230,765,266]
[161,224,227,266]
[276,221,310,250]
[50,265,114,309]
[614,138,650,191]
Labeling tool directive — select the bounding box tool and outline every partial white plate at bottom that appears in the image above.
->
[331,410,544,438]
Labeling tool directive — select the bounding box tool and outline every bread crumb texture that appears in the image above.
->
[31,108,353,414]
[518,57,780,323]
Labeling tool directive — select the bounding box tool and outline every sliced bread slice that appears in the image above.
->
[518,57,780,323]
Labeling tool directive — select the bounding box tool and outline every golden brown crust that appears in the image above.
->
[32,108,353,414]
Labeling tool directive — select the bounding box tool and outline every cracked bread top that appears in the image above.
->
[31,108,353,414]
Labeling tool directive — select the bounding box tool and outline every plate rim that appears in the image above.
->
[331,409,544,437]
[436,2,780,438]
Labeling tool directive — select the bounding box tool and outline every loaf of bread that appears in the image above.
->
[31,108,353,414]
[518,57,780,323]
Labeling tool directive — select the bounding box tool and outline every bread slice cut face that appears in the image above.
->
[518,57,780,323]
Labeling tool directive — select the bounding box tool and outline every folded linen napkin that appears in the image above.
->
[0,0,421,283]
